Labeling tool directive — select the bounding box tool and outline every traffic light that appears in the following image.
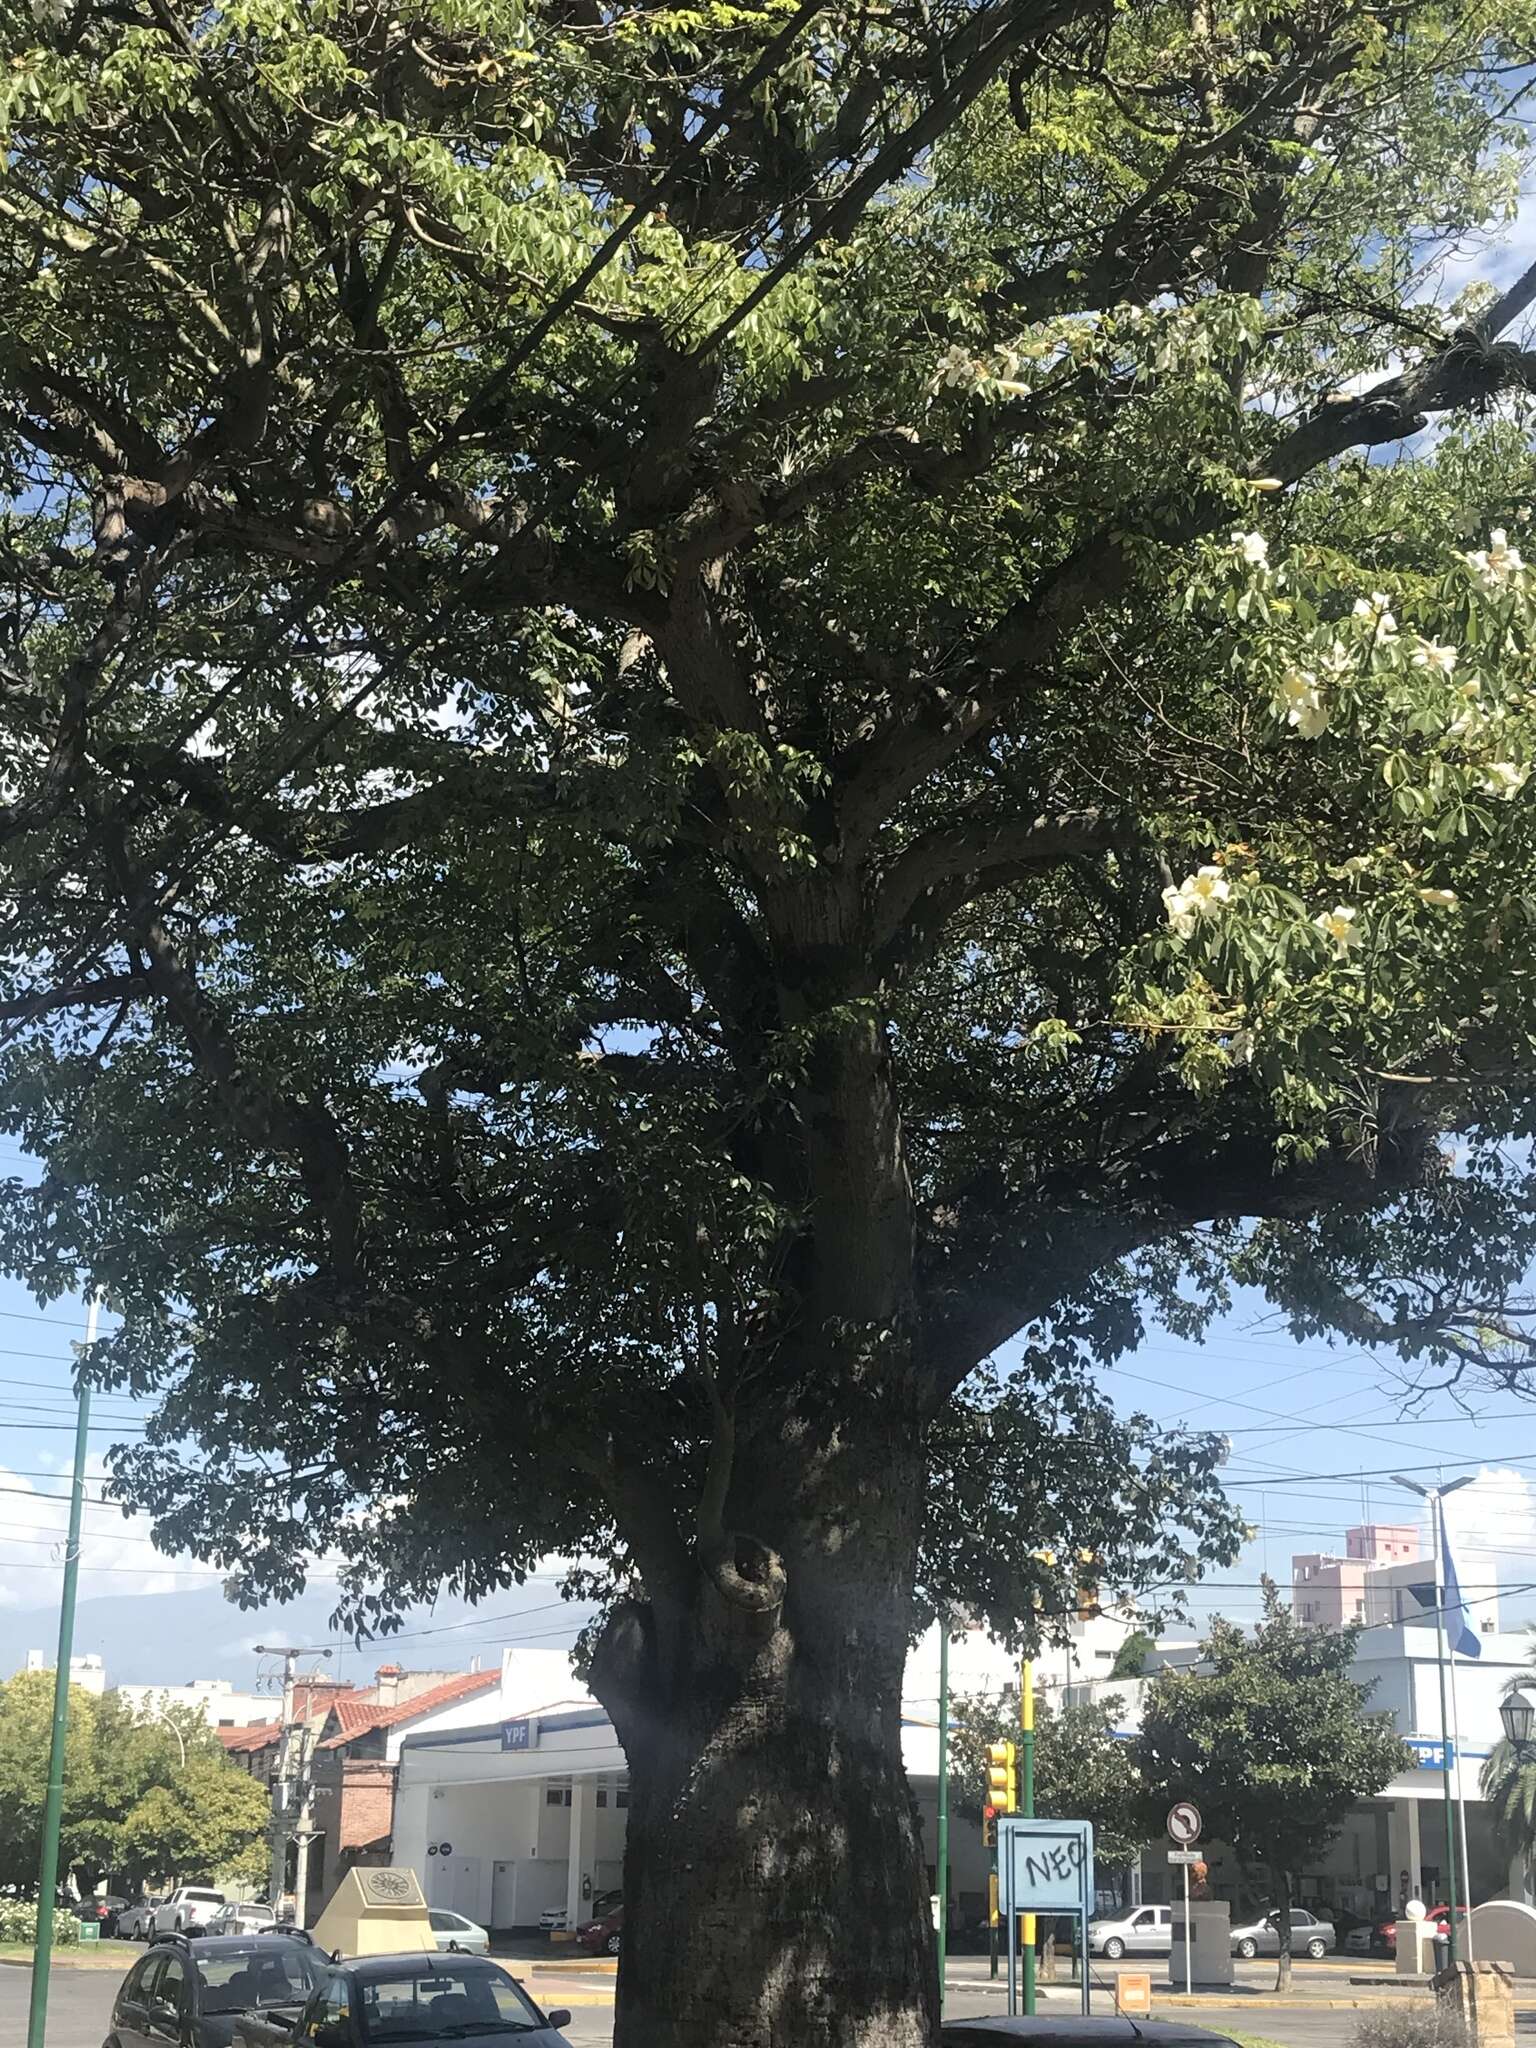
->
[986,1738,1018,1813]
[982,1804,998,1849]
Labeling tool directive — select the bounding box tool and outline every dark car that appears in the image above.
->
[942,2020,1242,2047]
[284,1952,572,2047]
[574,1901,623,1957]
[102,1932,329,2048]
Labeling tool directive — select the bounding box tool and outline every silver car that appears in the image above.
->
[1087,1905,1173,1958]
[115,1897,163,1940]
[1231,1908,1335,1959]
[429,1907,491,1954]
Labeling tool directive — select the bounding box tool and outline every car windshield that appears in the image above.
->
[198,1948,329,2015]
[358,1966,545,2041]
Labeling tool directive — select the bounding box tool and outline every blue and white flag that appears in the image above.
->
[1440,1517,1482,1659]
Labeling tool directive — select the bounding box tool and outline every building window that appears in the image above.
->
[545,1786,573,1807]
[615,1789,629,1809]
[596,1790,608,1807]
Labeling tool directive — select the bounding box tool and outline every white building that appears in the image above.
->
[26,1648,106,1695]
[114,1676,273,1728]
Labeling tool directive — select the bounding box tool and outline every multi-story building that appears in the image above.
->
[1292,1522,1420,1628]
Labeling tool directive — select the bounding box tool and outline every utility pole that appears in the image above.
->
[1393,1474,1474,1968]
[26,1291,101,2048]
[254,1645,331,1914]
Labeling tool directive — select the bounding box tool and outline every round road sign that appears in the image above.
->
[1166,1801,1202,1846]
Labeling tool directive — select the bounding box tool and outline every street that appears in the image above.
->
[16,1951,1536,2048]
[0,1963,618,2048]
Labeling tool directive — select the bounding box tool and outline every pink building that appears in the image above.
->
[1293,1523,1419,1627]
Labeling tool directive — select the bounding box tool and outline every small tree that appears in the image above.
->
[1111,1633,1155,1681]
[952,1688,1144,1876]
[1139,1587,1411,1988]
[120,1761,271,1893]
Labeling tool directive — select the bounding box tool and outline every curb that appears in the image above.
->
[531,1957,618,1976]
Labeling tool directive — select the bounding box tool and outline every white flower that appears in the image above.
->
[1232,531,1269,567]
[1352,592,1398,641]
[1162,865,1231,935]
[1481,761,1528,801]
[933,344,979,390]
[29,0,68,21]
[1457,678,1482,700]
[1321,637,1353,677]
[1464,528,1525,590]
[1417,888,1459,908]
[1228,1028,1256,1065]
[1314,904,1363,958]
[1272,667,1328,736]
[1410,638,1458,677]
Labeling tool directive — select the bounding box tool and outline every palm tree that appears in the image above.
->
[1480,1638,1536,1896]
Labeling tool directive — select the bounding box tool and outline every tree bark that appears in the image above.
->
[1272,1867,1292,1992]
[590,1425,937,2048]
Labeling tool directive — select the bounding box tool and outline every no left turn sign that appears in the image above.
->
[1166,1801,1202,1846]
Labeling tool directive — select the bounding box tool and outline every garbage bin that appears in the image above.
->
[78,1920,99,1944]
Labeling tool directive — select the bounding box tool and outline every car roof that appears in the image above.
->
[347,1953,504,1982]
[160,1934,316,1959]
[941,2019,1238,2045]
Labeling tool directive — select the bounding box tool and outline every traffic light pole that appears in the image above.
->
[1022,1659,1036,2016]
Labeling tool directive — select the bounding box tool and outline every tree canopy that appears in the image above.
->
[0,1670,268,1895]
[1139,1590,1412,1983]
[951,1685,1144,1872]
[3,0,1536,2040]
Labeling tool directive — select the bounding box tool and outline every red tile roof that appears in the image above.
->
[218,1720,282,1753]
[317,1670,498,1751]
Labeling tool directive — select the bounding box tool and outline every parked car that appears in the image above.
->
[276,1951,572,2047]
[1343,1901,1466,1957]
[574,1900,624,1957]
[116,1899,164,1942]
[1086,1905,1172,1959]
[153,1888,226,1937]
[537,1904,568,1934]
[77,1895,128,1936]
[1230,1909,1335,1959]
[102,1930,327,2048]
[942,2019,1242,2046]
[206,1903,285,1939]
[427,1909,489,1955]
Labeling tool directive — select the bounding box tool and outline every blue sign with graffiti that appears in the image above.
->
[1406,1737,1454,1770]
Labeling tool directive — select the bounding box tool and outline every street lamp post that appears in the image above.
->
[148,1711,186,1770]
[1393,1473,1476,1967]
[1500,1690,1536,1761]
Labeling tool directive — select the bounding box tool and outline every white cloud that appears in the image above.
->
[1439,1466,1536,1614]
[0,1458,219,1609]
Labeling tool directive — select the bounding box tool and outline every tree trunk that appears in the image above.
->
[1272,1867,1292,1992]
[591,1425,937,2048]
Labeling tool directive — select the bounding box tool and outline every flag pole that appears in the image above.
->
[1439,1481,1476,1960]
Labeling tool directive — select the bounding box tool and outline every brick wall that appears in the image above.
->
[339,1758,398,1852]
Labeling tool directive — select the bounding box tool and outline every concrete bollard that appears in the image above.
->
[1434,1959,1516,2047]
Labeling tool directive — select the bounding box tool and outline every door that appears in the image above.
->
[1127,1908,1161,1953]
[114,1955,159,2048]
[144,1951,188,2048]
[491,1861,519,1929]
[445,1855,482,1921]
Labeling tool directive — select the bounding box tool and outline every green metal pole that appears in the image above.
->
[1431,1493,1460,1969]
[937,1621,949,2016]
[1022,1660,1036,2015]
[26,1292,99,2048]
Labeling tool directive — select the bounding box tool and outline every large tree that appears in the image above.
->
[1138,1590,1412,1988]
[4,1,1536,2042]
